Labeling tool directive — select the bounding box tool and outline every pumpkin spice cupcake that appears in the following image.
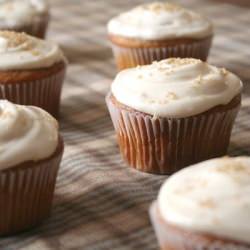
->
[0,0,50,38]
[150,157,250,249]
[0,31,66,118]
[0,100,64,236]
[108,2,213,70]
[106,58,242,174]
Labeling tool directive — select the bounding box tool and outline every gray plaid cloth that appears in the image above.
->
[1,0,250,249]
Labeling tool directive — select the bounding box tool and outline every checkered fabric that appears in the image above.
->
[1,0,250,249]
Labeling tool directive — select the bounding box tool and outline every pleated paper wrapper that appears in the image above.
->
[0,139,63,236]
[111,36,212,70]
[106,94,240,174]
[0,66,65,118]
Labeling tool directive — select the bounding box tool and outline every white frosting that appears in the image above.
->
[0,31,65,70]
[111,58,242,118]
[0,100,59,170]
[107,2,213,40]
[158,157,250,244]
[0,0,48,27]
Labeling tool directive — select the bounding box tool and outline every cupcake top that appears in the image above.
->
[0,31,65,70]
[0,0,48,27]
[111,58,242,118]
[157,157,250,244]
[0,100,59,171]
[107,2,213,40]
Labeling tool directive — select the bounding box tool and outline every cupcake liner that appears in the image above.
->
[0,138,63,236]
[106,93,240,174]
[0,66,65,118]
[111,37,212,70]
[0,14,50,38]
[150,202,250,250]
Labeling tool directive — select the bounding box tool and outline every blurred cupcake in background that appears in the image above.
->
[0,31,66,118]
[150,157,250,249]
[0,100,64,236]
[0,0,49,38]
[108,2,213,70]
[106,58,242,174]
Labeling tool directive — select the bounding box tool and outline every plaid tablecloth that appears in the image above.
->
[1,0,250,249]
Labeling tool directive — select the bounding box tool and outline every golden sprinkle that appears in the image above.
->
[31,50,40,56]
[216,161,250,174]
[142,2,181,12]
[194,75,203,85]
[221,68,228,76]
[199,199,216,209]
[212,218,220,225]
[166,92,177,100]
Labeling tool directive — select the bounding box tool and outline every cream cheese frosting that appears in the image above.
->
[0,0,48,27]
[0,100,59,170]
[111,58,242,118]
[0,31,65,70]
[107,2,213,40]
[158,157,250,244]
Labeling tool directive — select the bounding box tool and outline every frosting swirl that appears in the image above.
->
[158,157,250,244]
[107,2,213,40]
[0,31,65,70]
[111,58,242,118]
[0,100,59,170]
[0,0,48,27]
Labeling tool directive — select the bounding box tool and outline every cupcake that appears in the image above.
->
[150,157,250,249]
[106,58,242,174]
[0,100,63,236]
[0,0,49,38]
[107,2,213,70]
[0,31,66,118]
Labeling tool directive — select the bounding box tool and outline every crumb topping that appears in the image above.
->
[0,31,29,48]
[216,161,250,175]
[164,58,202,66]
[141,2,181,12]
[199,198,216,208]
[166,92,177,100]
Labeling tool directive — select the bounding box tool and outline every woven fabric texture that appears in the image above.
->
[1,0,250,249]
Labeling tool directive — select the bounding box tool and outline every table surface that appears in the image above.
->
[1,0,250,249]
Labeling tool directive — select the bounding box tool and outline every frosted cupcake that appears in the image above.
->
[0,31,66,117]
[0,0,49,38]
[0,100,63,236]
[108,2,213,70]
[150,157,250,249]
[106,58,242,174]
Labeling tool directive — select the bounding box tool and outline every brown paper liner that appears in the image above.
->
[0,65,65,118]
[0,13,50,39]
[0,137,64,236]
[150,202,250,250]
[110,36,212,70]
[106,93,241,174]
